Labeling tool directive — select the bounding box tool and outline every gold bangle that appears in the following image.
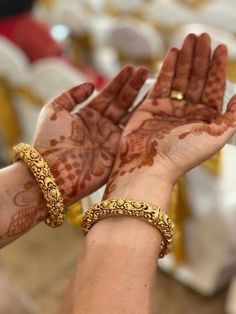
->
[82,199,174,258]
[13,143,65,228]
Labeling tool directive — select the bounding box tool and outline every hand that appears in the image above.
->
[32,65,148,205]
[105,33,236,202]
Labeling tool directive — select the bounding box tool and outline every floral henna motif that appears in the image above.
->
[0,181,44,240]
[105,119,177,196]
[179,113,236,139]
[118,120,175,172]
[43,113,117,200]
[105,104,236,197]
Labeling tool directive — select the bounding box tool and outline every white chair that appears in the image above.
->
[144,0,196,32]
[106,18,164,71]
[0,37,30,161]
[107,0,145,14]
[197,0,236,34]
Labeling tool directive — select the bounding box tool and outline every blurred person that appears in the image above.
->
[0,0,61,61]
[0,0,106,88]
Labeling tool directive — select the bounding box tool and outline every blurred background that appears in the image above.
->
[1,0,236,313]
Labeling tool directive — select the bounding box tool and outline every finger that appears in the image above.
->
[103,67,148,123]
[186,33,211,104]
[172,33,197,95]
[201,44,228,112]
[87,65,134,112]
[49,83,94,112]
[204,95,236,143]
[226,94,236,113]
[147,47,179,99]
[223,94,236,140]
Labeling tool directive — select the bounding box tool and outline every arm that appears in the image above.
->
[0,162,46,247]
[0,66,148,248]
[60,33,236,314]
[59,180,172,314]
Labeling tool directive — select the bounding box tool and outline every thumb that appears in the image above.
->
[224,94,236,144]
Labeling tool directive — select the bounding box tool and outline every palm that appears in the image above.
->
[106,34,236,195]
[33,66,148,205]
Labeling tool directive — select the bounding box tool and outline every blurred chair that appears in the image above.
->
[144,0,196,36]
[0,36,87,161]
[175,0,211,8]
[226,277,236,314]
[197,0,236,34]
[0,36,29,162]
[106,0,151,17]
[106,18,165,72]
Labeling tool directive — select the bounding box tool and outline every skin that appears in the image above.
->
[0,65,148,247]
[104,33,236,199]
[60,34,236,314]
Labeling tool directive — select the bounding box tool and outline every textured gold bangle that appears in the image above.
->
[13,143,65,228]
[82,199,174,258]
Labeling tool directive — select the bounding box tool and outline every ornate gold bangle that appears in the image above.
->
[82,199,174,258]
[13,143,65,228]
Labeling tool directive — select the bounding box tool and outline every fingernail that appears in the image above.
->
[124,65,134,75]
[138,67,148,78]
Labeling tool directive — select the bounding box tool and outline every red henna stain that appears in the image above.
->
[65,164,72,171]
[212,88,219,94]
[207,81,213,88]
[86,109,94,118]
[130,77,143,90]
[68,174,75,180]
[51,113,57,121]
[120,92,132,104]
[44,102,121,200]
[50,139,58,146]
[24,181,34,190]
[57,177,65,185]
[152,99,159,106]
[1,181,45,240]
[179,114,236,139]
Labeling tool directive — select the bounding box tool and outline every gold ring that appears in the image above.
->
[170,90,184,101]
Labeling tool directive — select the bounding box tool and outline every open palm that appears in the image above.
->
[33,65,148,205]
[105,34,236,195]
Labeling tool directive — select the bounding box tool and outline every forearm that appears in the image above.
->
[0,161,47,247]
[60,179,173,314]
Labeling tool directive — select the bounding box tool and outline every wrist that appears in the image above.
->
[105,174,173,212]
[11,161,48,218]
[86,216,162,257]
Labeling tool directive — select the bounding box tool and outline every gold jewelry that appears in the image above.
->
[170,90,184,101]
[82,199,174,258]
[13,143,65,228]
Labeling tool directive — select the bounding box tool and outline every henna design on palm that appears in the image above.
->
[32,66,148,204]
[105,33,236,197]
